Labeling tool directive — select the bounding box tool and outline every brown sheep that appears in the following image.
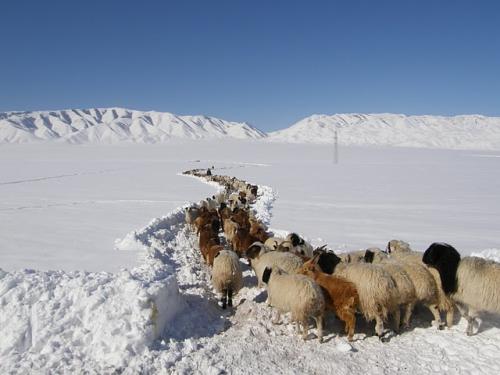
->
[232,227,261,257]
[299,258,360,341]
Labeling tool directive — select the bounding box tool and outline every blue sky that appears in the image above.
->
[1,0,499,131]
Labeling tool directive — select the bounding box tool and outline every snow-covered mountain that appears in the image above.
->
[0,108,266,143]
[3,109,500,150]
[268,113,500,150]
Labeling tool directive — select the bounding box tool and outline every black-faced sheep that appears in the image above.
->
[262,266,325,342]
[246,242,304,287]
[212,250,243,309]
[423,242,500,335]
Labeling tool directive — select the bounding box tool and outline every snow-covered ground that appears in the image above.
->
[1,141,499,374]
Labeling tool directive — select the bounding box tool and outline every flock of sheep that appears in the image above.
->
[182,168,500,342]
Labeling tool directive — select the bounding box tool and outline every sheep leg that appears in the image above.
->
[402,302,414,329]
[337,308,356,341]
[227,288,233,307]
[463,307,479,336]
[301,319,309,340]
[445,305,455,328]
[221,289,227,309]
[427,304,444,330]
[314,315,324,343]
[272,310,281,325]
[456,303,474,335]
[393,308,401,333]
[374,316,385,340]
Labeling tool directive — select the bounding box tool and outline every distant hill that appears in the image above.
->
[0,108,266,143]
[3,109,500,150]
[268,113,500,150]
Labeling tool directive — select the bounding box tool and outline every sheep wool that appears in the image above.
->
[263,267,325,342]
[212,250,243,309]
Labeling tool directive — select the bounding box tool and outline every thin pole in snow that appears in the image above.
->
[334,129,339,164]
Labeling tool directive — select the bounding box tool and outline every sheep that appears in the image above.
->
[184,206,199,232]
[206,244,224,267]
[246,242,304,287]
[228,192,240,209]
[215,192,227,205]
[362,249,417,331]
[223,219,239,248]
[231,227,261,257]
[249,219,270,243]
[298,258,359,341]
[262,266,325,342]
[194,209,219,234]
[423,242,500,335]
[314,249,399,340]
[198,221,221,264]
[230,208,251,230]
[285,233,314,258]
[207,196,218,211]
[264,237,285,251]
[211,250,243,309]
[386,240,454,328]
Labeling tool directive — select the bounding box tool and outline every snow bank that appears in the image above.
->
[0,205,192,372]
[0,264,183,372]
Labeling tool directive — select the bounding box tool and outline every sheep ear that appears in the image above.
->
[364,250,375,263]
[262,267,272,284]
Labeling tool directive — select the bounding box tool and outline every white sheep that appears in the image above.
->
[423,242,500,335]
[207,196,218,211]
[264,237,285,251]
[211,250,243,309]
[387,240,454,328]
[333,261,399,341]
[215,192,227,205]
[246,242,304,287]
[184,206,199,232]
[362,249,417,331]
[285,233,314,258]
[262,266,325,342]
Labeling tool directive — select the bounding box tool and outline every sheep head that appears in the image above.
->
[423,242,461,295]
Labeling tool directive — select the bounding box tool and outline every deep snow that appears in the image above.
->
[1,141,500,374]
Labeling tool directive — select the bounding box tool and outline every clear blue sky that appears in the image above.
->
[1,0,499,131]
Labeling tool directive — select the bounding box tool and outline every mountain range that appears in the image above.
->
[2,108,500,150]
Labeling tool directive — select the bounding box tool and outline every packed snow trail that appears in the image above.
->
[1,166,499,374]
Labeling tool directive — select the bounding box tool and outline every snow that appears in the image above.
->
[268,113,500,150]
[0,108,266,144]
[1,140,499,373]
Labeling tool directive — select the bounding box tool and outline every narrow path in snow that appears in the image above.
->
[126,167,500,374]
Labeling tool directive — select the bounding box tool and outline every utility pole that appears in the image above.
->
[334,129,339,164]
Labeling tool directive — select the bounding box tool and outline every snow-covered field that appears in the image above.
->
[1,141,499,374]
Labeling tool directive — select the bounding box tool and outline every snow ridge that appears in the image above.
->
[268,113,500,150]
[0,108,266,144]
